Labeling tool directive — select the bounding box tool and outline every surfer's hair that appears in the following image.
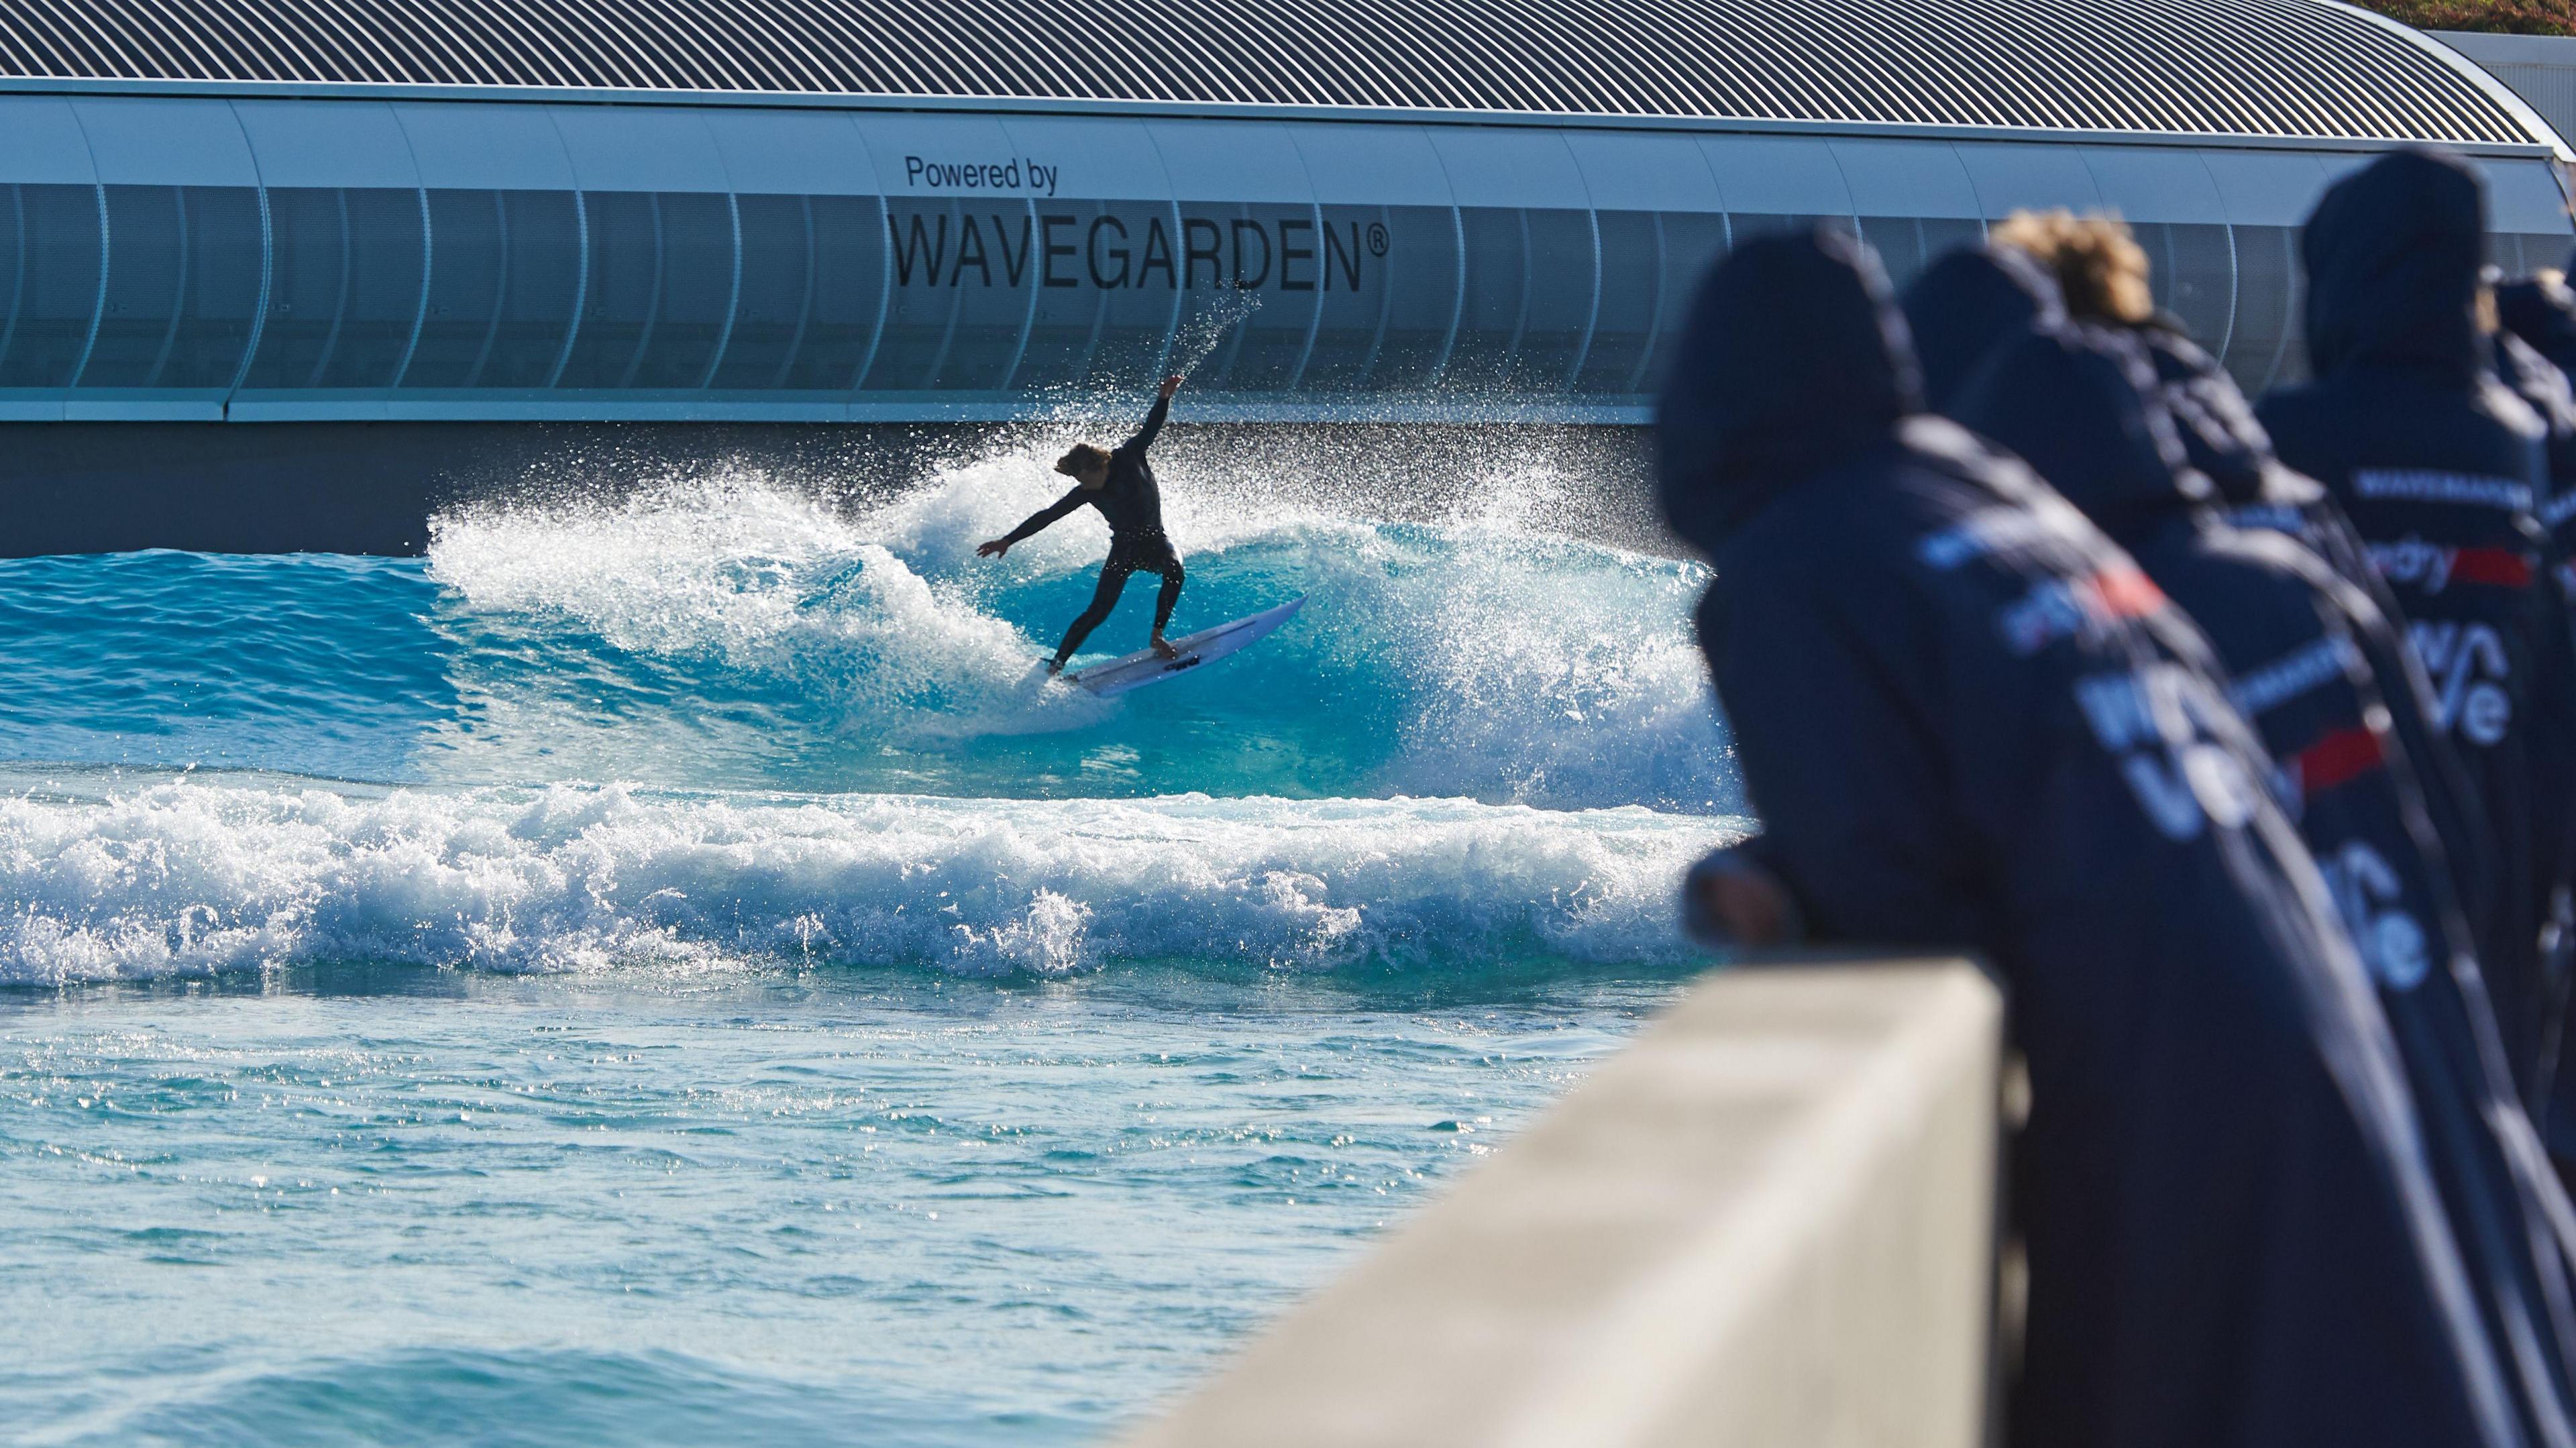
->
[1992,209,2154,326]
[1056,443,1112,478]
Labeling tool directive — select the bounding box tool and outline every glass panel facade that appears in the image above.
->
[925,202,1036,392]
[1009,203,1110,393]
[3,152,2563,413]
[2222,224,2297,394]
[712,192,811,392]
[244,186,426,390]
[484,190,580,390]
[1212,204,1328,392]
[1628,211,1729,396]
[84,185,262,390]
[558,191,734,390]
[865,197,962,391]
[1291,205,1383,393]
[1575,209,1658,395]
[1077,202,1183,391]
[2496,233,2571,277]
[1360,204,1456,390]
[0,184,103,389]
[2135,222,2236,359]
[405,189,504,388]
[712,193,888,394]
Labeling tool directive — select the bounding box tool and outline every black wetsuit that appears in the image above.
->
[1004,395,1185,665]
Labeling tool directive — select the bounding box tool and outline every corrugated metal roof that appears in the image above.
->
[0,0,2538,146]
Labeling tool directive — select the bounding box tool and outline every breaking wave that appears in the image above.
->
[417,452,1735,809]
[0,775,1743,985]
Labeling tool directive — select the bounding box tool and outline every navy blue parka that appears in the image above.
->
[1907,249,2504,951]
[1953,324,2576,1441]
[1662,228,2520,1448]
[2496,276,2576,579]
[2258,148,2576,1111]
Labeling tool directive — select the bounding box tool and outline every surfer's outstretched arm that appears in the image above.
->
[976,487,1086,557]
[1125,375,1182,453]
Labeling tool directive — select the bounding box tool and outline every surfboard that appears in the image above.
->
[1064,595,1305,698]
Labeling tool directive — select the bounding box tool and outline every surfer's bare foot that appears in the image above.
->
[1151,634,1179,660]
[1044,658,1065,677]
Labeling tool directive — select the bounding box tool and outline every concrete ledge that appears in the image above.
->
[1124,960,2003,1448]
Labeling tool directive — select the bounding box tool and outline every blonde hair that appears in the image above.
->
[1055,443,1111,478]
[1992,209,2155,326]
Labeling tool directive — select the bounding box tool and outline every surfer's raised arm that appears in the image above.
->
[1126,374,1183,453]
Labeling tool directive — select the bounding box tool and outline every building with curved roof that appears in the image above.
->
[0,0,2538,145]
[0,0,2559,547]
[0,0,2555,427]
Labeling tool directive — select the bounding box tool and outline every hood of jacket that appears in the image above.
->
[2493,268,2576,374]
[2494,327,2576,433]
[2498,274,2576,380]
[1657,228,1921,556]
[1949,323,2211,538]
[1899,245,2066,410]
[2303,148,2487,381]
[2139,328,2279,505]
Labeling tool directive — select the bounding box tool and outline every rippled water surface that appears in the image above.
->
[0,437,1737,1444]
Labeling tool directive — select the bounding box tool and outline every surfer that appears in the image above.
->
[979,374,1188,675]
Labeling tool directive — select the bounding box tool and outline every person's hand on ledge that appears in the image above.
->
[1682,848,1805,949]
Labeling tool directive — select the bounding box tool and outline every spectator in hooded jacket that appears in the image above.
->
[2502,271,2576,382]
[1662,225,2523,1448]
[2496,272,2576,571]
[2487,270,2576,1186]
[1950,321,2576,1439]
[2491,318,2576,553]
[1923,218,2506,1007]
[2259,148,2576,1116]
[1896,242,2063,412]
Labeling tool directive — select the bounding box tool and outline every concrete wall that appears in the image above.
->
[2434,31,2576,162]
[1122,960,2004,1448]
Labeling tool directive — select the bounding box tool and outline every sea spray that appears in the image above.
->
[1167,288,1264,377]
[0,445,1734,808]
[0,779,1745,984]
[421,462,1738,809]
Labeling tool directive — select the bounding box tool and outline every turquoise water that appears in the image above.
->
[0,444,1743,1443]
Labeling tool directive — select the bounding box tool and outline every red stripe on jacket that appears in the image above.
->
[2449,547,2535,588]
[2298,726,2386,795]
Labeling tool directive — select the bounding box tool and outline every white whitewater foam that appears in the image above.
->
[0,779,1746,985]
[424,451,1737,811]
[427,474,1114,742]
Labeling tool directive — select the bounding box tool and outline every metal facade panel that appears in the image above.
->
[1698,135,1851,217]
[0,97,99,184]
[0,0,2534,148]
[703,109,876,194]
[231,99,421,188]
[393,103,578,189]
[552,105,729,192]
[1953,144,2104,216]
[1291,124,1454,207]
[998,116,1170,201]
[1829,139,1982,218]
[2477,158,2573,233]
[2075,146,2229,223]
[2200,151,2332,225]
[1426,128,1589,208]
[1145,122,1312,203]
[70,97,256,185]
[1564,130,1724,212]
[857,112,1069,201]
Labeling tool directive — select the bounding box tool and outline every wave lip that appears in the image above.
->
[423,465,1736,811]
[0,779,1746,985]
